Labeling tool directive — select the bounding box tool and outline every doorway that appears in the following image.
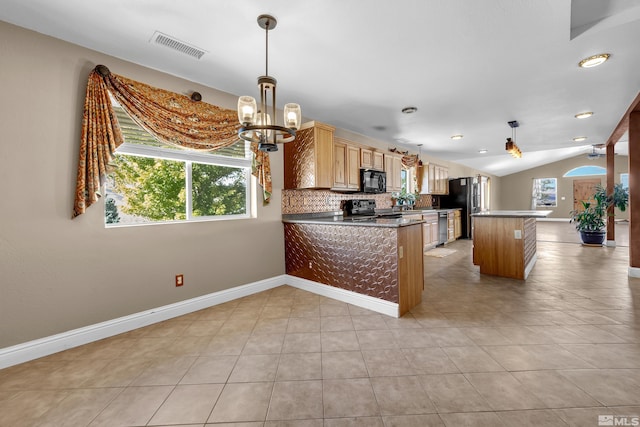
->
[573,178,601,211]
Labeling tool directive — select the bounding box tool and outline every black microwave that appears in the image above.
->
[360,169,386,193]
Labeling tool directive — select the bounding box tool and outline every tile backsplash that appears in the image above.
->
[282,190,433,214]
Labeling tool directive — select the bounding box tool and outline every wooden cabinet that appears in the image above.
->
[454,210,462,239]
[472,215,539,280]
[422,212,439,250]
[433,164,449,194]
[361,147,384,170]
[398,224,424,316]
[333,138,360,191]
[447,211,455,243]
[419,163,449,195]
[384,153,403,192]
[284,121,335,189]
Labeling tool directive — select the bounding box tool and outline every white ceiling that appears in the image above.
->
[2,0,639,176]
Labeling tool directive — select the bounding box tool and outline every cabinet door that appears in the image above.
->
[447,212,455,242]
[360,148,374,169]
[417,165,426,194]
[440,166,449,194]
[384,154,402,192]
[373,151,384,171]
[423,223,431,250]
[346,145,360,189]
[428,164,436,193]
[315,126,334,188]
[393,156,403,192]
[333,140,347,189]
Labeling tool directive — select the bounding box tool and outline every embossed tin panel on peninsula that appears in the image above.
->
[284,222,424,316]
[285,223,399,302]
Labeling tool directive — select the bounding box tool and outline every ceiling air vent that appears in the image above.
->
[150,31,206,59]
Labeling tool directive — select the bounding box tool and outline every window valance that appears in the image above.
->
[73,65,272,218]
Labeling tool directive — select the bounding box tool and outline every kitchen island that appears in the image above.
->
[471,210,552,280]
[283,213,424,317]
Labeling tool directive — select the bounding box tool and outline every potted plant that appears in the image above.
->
[391,190,417,209]
[570,183,629,245]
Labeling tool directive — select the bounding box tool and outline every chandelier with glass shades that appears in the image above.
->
[237,14,301,152]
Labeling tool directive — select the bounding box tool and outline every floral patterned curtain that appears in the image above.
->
[73,65,272,218]
[401,154,419,169]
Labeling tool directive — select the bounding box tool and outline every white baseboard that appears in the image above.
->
[524,253,538,280]
[607,240,616,247]
[0,274,400,369]
[285,275,399,318]
[630,266,640,278]
[0,275,287,370]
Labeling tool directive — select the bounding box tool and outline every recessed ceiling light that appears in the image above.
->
[451,134,464,140]
[575,111,594,119]
[478,149,488,154]
[573,136,588,142]
[401,106,418,114]
[579,53,610,68]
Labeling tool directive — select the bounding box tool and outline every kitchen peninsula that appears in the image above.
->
[471,210,552,280]
[283,213,424,317]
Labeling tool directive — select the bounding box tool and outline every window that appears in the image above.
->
[401,169,408,193]
[401,166,418,195]
[105,105,252,226]
[621,173,629,190]
[563,166,606,177]
[532,178,557,207]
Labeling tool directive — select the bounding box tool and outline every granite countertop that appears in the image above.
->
[402,208,460,214]
[282,213,425,228]
[471,210,553,218]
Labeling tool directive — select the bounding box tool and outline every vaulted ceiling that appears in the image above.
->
[2,0,639,176]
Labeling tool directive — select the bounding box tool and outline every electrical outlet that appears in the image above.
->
[175,274,184,287]
[514,230,522,239]
[308,261,313,269]
[399,246,404,258]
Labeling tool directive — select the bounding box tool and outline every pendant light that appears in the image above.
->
[506,121,522,158]
[237,14,301,152]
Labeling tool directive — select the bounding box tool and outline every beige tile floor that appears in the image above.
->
[1,231,640,426]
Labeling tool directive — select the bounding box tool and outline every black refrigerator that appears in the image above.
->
[439,176,485,239]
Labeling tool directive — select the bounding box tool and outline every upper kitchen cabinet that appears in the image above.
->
[419,163,449,195]
[361,147,384,170]
[333,138,360,191]
[384,152,403,192]
[284,121,335,189]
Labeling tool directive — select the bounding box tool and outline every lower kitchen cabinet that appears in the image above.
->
[447,211,455,243]
[454,209,462,239]
[422,212,439,250]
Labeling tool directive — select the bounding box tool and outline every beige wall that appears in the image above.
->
[0,21,285,348]
[498,154,629,219]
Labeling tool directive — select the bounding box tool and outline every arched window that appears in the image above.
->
[563,165,606,177]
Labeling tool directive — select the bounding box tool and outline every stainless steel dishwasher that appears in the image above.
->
[438,211,448,245]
